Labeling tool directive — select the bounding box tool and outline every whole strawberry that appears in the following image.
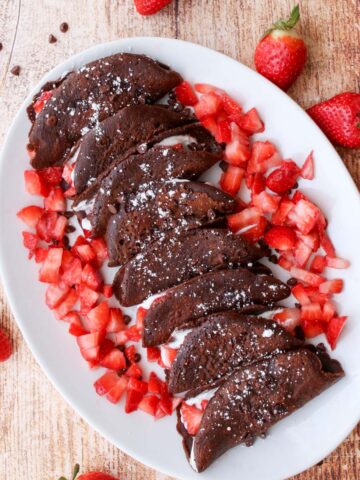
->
[0,328,12,362]
[307,92,360,148]
[134,0,172,15]
[59,464,119,480]
[254,5,307,91]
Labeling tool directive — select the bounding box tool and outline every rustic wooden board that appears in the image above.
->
[0,0,359,478]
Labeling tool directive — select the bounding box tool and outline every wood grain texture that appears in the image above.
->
[0,1,359,479]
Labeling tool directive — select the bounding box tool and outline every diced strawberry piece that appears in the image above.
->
[138,395,160,416]
[194,83,225,95]
[225,123,251,166]
[301,303,322,322]
[68,322,88,337]
[45,282,70,309]
[54,288,78,319]
[78,284,99,313]
[216,119,232,143]
[34,247,48,263]
[201,116,219,138]
[77,331,103,351]
[294,241,312,267]
[64,186,76,198]
[17,206,44,229]
[310,255,326,273]
[38,166,63,187]
[301,319,325,338]
[148,372,162,394]
[136,306,147,331]
[273,307,301,331]
[33,90,53,114]
[264,226,297,251]
[94,370,120,396]
[126,325,142,342]
[227,207,262,233]
[247,141,280,174]
[39,247,63,283]
[36,211,57,242]
[102,284,113,298]
[44,187,66,212]
[219,93,241,116]
[300,151,315,180]
[290,266,325,287]
[98,338,115,360]
[319,279,344,294]
[125,345,136,363]
[266,160,300,194]
[87,301,110,331]
[72,235,87,248]
[322,301,336,323]
[251,173,266,195]
[147,347,161,363]
[234,107,264,134]
[287,199,321,234]
[52,215,67,241]
[89,238,108,267]
[22,231,39,256]
[24,170,49,196]
[325,256,350,269]
[73,244,96,264]
[219,165,245,196]
[100,348,127,371]
[63,311,82,325]
[252,191,281,214]
[298,231,320,251]
[304,286,330,306]
[240,216,267,242]
[125,363,143,379]
[160,346,178,368]
[125,389,144,413]
[175,81,198,106]
[319,230,336,257]
[271,197,295,225]
[61,256,83,286]
[326,316,347,349]
[194,93,222,119]
[278,255,293,271]
[105,308,125,334]
[127,377,148,395]
[107,331,128,346]
[291,283,310,305]
[180,403,203,435]
[81,263,103,291]
[62,163,74,185]
[106,375,128,404]
[155,403,167,420]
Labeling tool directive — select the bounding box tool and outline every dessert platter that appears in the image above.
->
[1,38,360,480]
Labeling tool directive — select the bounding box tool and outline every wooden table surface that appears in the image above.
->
[0,1,359,479]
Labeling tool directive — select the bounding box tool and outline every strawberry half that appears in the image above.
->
[180,403,204,435]
[0,329,12,362]
[133,0,172,15]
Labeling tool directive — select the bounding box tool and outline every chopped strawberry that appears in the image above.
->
[252,191,281,214]
[264,226,297,251]
[290,266,324,287]
[291,283,310,305]
[125,363,143,379]
[227,206,262,233]
[301,319,325,338]
[247,141,281,174]
[160,346,178,368]
[52,215,67,241]
[125,389,144,413]
[201,116,218,139]
[266,160,300,194]
[319,230,336,258]
[310,255,326,273]
[63,311,82,325]
[147,347,161,363]
[87,301,110,332]
[54,288,78,320]
[271,197,294,225]
[106,375,128,404]
[138,395,160,416]
[325,256,350,269]
[17,206,44,229]
[22,231,39,256]
[240,216,267,242]
[36,211,57,242]
[39,247,63,283]
[194,83,225,95]
[304,287,330,306]
[175,81,198,106]
[73,244,96,264]
[78,284,99,313]
[123,325,141,342]
[225,123,251,166]
[68,322,88,337]
[293,240,312,267]
[106,308,125,333]
[77,331,103,362]
[326,316,347,349]
[100,348,127,371]
[301,303,322,322]
[127,377,148,395]
[136,306,148,331]
[216,119,232,143]
[301,151,315,180]
[180,403,204,435]
[287,199,320,234]
[319,279,344,294]
[34,247,48,263]
[45,282,70,309]
[298,231,320,251]
[89,238,108,267]
[194,93,222,119]
[94,370,120,396]
[0,329,12,362]
[107,331,128,346]
[125,345,136,363]
[38,166,63,187]
[44,187,66,212]
[102,284,113,298]
[148,372,162,394]
[24,170,49,196]
[278,254,294,271]
[98,338,115,360]
[61,256,83,286]
[273,307,300,331]
[33,90,53,114]
[219,165,245,196]
[250,173,266,195]
[81,263,103,291]
[234,108,264,134]
[322,301,336,322]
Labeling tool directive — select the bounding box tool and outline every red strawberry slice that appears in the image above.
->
[247,141,281,174]
[36,211,57,242]
[264,226,297,250]
[24,170,49,197]
[301,319,325,339]
[147,347,161,363]
[106,308,125,333]
[127,377,148,395]
[125,388,144,413]
[133,0,172,15]
[194,93,222,119]
[326,316,347,349]
[175,81,198,106]
[322,301,336,323]
[273,307,300,331]
[271,197,294,225]
[301,303,322,322]
[225,123,251,166]
[250,173,266,195]
[89,238,108,267]
[44,187,66,212]
[34,247,48,263]
[227,207,262,233]
[236,215,267,243]
[221,93,243,116]
[148,371,162,394]
[319,230,336,258]
[180,403,204,435]
[125,363,143,379]
[54,288,78,319]
[216,119,232,143]
[194,83,225,95]
[310,255,326,273]
[22,231,39,257]
[100,348,126,371]
[219,166,245,196]
[78,331,103,362]
[136,306,148,331]
[106,375,128,404]
[68,322,87,337]
[290,266,324,287]
[102,284,113,298]
[125,344,136,363]
[291,283,310,305]
[17,206,44,229]
[319,279,344,294]
[81,263,103,291]
[201,116,219,139]
[38,166,63,187]
[266,160,300,194]
[94,370,120,396]
[45,282,70,309]
[301,151,315,180]
[234,108,264,135]
[39,247,63,283]
[78,284,99,313]
[293,240,312,267]
[0,329,12,362]
[78,471,119,480]
[73,244,96,264]
[33,90,53,114]
[252,191,281,214]
[298,231,320,251]
[287,199,320,234]
[160,346,178,368]
[61,256,83,286]
[87,301,110,332]
[138,395,160,416]
[325,256,350,269]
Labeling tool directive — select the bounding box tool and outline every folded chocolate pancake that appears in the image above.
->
[167,312,303,395]
[73,128,222,236]
[113,229,265,306]
[178,347,344,472]
[73,104,197,194]
[106,181,236,267]
[143,268,290,346]
[27,53,182,169]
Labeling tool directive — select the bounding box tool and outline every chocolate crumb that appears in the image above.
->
[63,211,75,219]
[65,225,76,233]
[268,254,278,264]
[10,65,20,76]
[60,22,69,33]
[48,34,57,44]
[295,302,302,309]
[117,345,125,352]
[287,277,297,286]
[124,315,131,325]
[294,325,305,341]
[134,353,141,363]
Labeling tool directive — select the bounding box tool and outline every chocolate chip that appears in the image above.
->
[124,315,131,325]
[294,325,305,341]
[286,277,297,286]
[295,302,302,309]
[0,43,3,51]
[48,34,57,44]
[65,224,76,233]
[134,353,141,363]
[10,65,20,76]
[60,22,69,33]
[219,160,228,172]
[293,181,299,189]
[117,345,125,352]
[117,368,127,375]
[63,211,75,219]
[268,254,278,264]
[46,114,57,127]
[62,235,70,248]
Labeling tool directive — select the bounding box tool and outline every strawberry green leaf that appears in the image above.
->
[265,4,300,36]
[72,464,80,480]
[58,478,67,480]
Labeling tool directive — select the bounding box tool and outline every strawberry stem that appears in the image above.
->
[72,464,80,480]
[265,4,300,36]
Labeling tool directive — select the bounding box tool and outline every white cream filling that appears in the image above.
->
[185,387,218,407]
[258,308,283,320]
[81,217,92,231]
[189,445,198,472]
[157,135,197,147]
[166,328,192,349]
[72,196,95,214]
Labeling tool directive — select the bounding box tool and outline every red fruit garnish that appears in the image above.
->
[291,283,310,305]
[100,348,127,371]
[106,375,128,404]
[78,284,99,313]
[54,288,78,320]
[138,395,160,416]
[247,141,281,174]
[180,402,204,435]
[24,170,49,197]
[293,240,312,268]
[301,151,315,180]
[227,207,262,233]
[45,282,70,309]
[325,256,350,269]
[219,165,245,196]
[266,160,300,194]
[94,370,120,396]
[160,346,178,368]
[87,301,110,332]
[106,308,125,334]
[133,0,172,15]
[307,92,360,148]
[147,347,161,363]
[148,371,162,394]
[287,199,320,234]
[273,307,300,331]
[301,303,322,322]
[252,191,281,214]
[290,266,324,287]
[33,90,53,114]
[0,329,12,362]
[225,123,251,166]
[175,81,198,106]
[39,247,63,283]
[17,206,44,229]
[234,108,265,135]
[326,316,347,350]
[271,197,294,225]
[264,225,297,250]
[44,187,66,212]
[81,263,103,291]
[319,279,344,294]
[310,255,326,273]
[125,363,143,379]
[301,319,325,339]
[127,377,148,395]
[125,388,144,413]
[136,306,148,331]
[254,5,307,91]
[194,92,222,119]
